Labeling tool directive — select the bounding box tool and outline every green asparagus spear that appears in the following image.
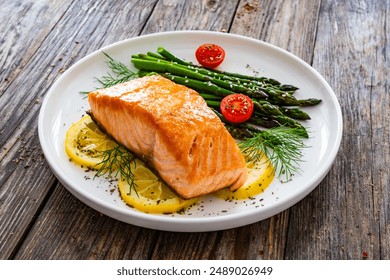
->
[296,98,322,107]
[280,107,311,120]
[253,100,283,116]
[139,49,301,99]
[159,73,235,97]
[131,58,267,98]
[133,53,318,106]
[205,99,221,108]
[157,47,283,85]
[200,93,223,101]
[157,47,191,65]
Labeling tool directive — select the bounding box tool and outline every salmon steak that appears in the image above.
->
[88,75,248,199]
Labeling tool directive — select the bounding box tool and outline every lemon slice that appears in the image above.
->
[214,154,274,200]
[65,115,118,169]
[118,159,199,214]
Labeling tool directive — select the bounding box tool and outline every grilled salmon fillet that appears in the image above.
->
[88,75,247,199]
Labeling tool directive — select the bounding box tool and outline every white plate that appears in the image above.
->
[38,31,342,232]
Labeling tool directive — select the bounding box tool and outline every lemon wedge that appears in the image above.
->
[65,115,118,169]
[118,159,199,214]
[214,154,274,200]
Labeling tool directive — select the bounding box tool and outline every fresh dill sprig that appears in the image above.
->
[97,52,139,87]
[80,52,138,94]
[94,144,138,194]
[239,126,308,181]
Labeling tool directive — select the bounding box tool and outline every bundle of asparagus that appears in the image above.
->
[131,47,321,139]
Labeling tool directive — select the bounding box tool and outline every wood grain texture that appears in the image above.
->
[141,0,239,34]
[230,0,321,63]
[0,0,388,260]
[285,0,389,259]
[15,184,158,259]
[0,0,74,259]
[0,0,72,95]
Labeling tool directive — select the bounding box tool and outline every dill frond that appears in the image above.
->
[94,145,138,194]
[239,126,308,181]
[96,52,139,88]
[80,52,138,94]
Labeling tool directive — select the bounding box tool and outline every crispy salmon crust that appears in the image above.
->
[88,75,247,198]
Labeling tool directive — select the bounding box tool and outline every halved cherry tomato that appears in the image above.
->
[220,94,254,123]
[195,44,225,68]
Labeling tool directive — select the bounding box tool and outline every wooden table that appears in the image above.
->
[1,0,388,260]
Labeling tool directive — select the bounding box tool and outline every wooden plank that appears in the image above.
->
[210,213,289,259]
[371,0,390,260]
[0,0,74,260]
[230,0,321,63]
[148,212,288,259]
[14,184,158,259]
[151,231,219,260]
[285,0,389,259]
[0,0,73,95]
[141,0,239,34]
[1,0,158,259]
